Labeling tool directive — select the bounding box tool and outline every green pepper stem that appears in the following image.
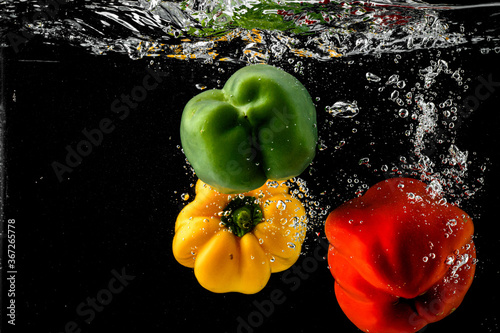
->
[233,207,252,230]
[220,196,263,237]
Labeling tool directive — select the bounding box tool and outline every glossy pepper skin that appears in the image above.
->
[325,178,476,333]
[180,64,317,194]
[173,179,307,294]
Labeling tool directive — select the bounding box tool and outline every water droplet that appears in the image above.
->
[267,181,279,188]
[427,179,442,198]
[181,193,190,201]
[195,83,207,90]
[448,144,468,167]
[326,101,359,118]
[422,256,429,262]
[359,157,370,165]
[335,140,346,149]
[287,242,296,249]
[366,72,381,82]
[386,74,399,85]
[399,108,409,118]
[276,200,287,210]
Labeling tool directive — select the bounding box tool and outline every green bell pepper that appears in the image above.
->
[180,64,318,194]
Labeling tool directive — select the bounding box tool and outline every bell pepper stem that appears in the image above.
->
[221,196,263,237]
[233,207,253,231]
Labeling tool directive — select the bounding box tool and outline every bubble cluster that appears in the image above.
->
[286,178,330,234]
[355,58,488,205]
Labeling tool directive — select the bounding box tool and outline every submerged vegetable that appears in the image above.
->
[173,179,308,294]
[180,64,317,194]
[325,178,476,333]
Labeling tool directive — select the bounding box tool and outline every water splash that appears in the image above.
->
[2,0,500,62]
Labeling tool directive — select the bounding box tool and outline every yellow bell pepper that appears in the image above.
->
[172,179,308,294]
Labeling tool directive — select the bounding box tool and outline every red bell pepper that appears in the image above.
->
[325,178,476,333]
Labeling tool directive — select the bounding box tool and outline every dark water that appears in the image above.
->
[1,0,500,332]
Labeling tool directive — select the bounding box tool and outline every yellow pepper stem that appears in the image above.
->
[221,196,263,237]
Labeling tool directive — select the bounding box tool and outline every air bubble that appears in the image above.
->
[359,157,370,165]
[276,200,287,210]
[386,74,399,85]
[366,72,381,82]
[326,101,359,118]
[399,108,409,118]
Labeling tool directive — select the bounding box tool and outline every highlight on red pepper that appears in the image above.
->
[173,179,308,294]
[325,177,476,333]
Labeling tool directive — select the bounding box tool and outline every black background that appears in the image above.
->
[2,1,500,332]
